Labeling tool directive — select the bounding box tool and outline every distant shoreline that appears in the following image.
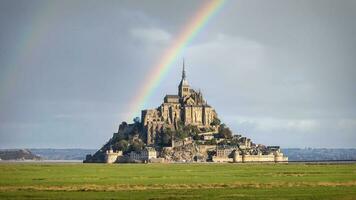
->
[0,160,83,163]
[2,148,356,162]
[1,160,356,164]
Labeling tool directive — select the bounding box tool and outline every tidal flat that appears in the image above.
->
[1,163,356,199]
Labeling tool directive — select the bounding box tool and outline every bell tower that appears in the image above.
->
[178,60,190,98]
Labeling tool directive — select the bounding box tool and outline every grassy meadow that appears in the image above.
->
[0,162,356,199]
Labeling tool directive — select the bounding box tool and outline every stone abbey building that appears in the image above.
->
[84,62,288,164]
[142,63,217,145]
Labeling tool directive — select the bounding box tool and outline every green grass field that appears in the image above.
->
[0,163,356,199]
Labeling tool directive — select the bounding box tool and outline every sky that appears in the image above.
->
[0,0,355,149]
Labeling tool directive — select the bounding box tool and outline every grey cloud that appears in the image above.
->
[0,0,355,148]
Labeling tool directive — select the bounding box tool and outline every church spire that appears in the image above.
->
[178,58,190,98]
[182,59,186,80]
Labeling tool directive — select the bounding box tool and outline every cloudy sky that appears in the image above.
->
[0,0,355,149]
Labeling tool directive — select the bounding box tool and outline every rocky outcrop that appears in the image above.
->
[0,149,41,160]
[160,143,207,162]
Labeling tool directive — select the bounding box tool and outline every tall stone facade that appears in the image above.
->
[142,63,218,145]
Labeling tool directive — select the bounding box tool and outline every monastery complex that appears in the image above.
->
[84,63,288,164]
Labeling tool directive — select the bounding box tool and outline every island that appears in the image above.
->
[84,64,288,163]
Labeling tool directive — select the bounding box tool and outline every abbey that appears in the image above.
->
[84,62,288,164]
[142,63,217,145]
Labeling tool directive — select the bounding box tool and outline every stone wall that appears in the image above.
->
[231,153,288,163]
[242,154,275,162]
[129,148,157,162]
[105,150,123,164]
[212,156,233,163]
[198,145,217,153]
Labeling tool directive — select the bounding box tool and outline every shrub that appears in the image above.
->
[218,124,232,139]
[210,117,221,126]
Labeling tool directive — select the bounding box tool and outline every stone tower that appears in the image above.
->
[178,60,190,98]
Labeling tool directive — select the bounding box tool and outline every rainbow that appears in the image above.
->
[0,2,58,111]
[128,0,226,119]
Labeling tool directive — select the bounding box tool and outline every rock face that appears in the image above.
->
[161,143,200,162]
[84,64,288,163]
[0,149,41,160]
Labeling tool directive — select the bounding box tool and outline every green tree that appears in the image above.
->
[218,124,232,139]
[133,117,140,124]
[230,138,239,146]
[210,138,217,145]
[190,125,200,134]
[177,120,185,130]
[118,122,128,131]
[114,140,129,152]
[192,133,200,140]
[219,139,228,145]
[129,125,140,136]
[176,129,188,140]
[161,131,172,146]
[210,117,221,126]
[130,140,144,152]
